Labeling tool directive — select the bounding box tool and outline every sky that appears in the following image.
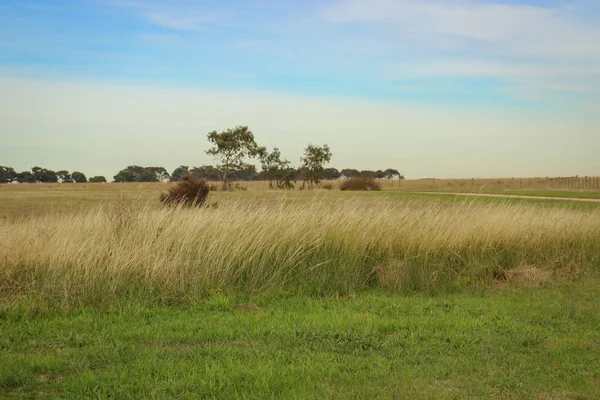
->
[0,0,599,179]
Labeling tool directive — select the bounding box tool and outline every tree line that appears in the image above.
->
[1,126,403,187]
[0,166,107,184]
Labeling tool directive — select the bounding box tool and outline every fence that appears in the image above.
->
[391,176,600,192]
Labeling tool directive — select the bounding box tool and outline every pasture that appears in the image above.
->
[1,182,599,398]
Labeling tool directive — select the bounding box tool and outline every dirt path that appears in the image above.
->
[417,192,600,203]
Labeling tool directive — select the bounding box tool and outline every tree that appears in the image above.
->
[31,167,58,183]
[31,166,44,182]
[190,165,221,181]
[300,144,332,189]
[115,166,145,181]
[71,171,87,183]
[57,170,73,183]
[323,168,341,180]
[138,170,159,182]
[229,165,258,181]
[170,166,189,182]
[383,169,404,180]
[341,169,360,179]
[42,170,58,183]
[16,171,35,183]
[360,170,376,179]
[89,176,107,183]
[206,126,265,190]
[113,170,135,182]
[260,148,295,189]
[0,166,17,183]
[144,166,170,182]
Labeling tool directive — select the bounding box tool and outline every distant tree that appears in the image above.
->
[71,171,87,183]
[230,165,259,181]
[260,147,295,189]
[31,166,44,182]
[190,165,221,181]
[89,176,107,183]
[300,144,332,189]
[360,170,376,179]
[16,171,35,183]
[43,170,58,183]
[170,166,189,182]
[116,166,145,181]
[57,170,73,183]
[31,167,58,183]
[113,170,135,182]
[206,126,265,190]
[375,170,386,179]
[323,168,341,180]
[144,167,170,182]
[340,169,360,179]
[0,166,17,183]
[383,169,404,179]
[138,170,159,182]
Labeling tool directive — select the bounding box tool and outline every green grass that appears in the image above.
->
[379,191,600,210]
[2,284,599,399]
[490,190,600,199]
[400,187,600,200]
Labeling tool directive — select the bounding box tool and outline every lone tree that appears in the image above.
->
[260,147,295,189]
[300,144,332,189]
[206,126,265,190]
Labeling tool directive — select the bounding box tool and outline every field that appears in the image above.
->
[1,182,599,398]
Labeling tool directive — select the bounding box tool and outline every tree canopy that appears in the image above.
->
[300,144,332,189]
[206,125,265,189]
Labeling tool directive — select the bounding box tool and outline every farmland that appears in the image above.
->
[1,182,600,398]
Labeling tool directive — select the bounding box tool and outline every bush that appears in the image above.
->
[160,175,210,207]
[321,182,334,190]
[340,177,381,191]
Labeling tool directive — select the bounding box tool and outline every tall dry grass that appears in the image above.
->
[1,196,599,306]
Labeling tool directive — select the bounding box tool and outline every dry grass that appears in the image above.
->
[1,195,599,306]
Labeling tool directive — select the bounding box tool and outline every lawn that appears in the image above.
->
[2,284,599,399]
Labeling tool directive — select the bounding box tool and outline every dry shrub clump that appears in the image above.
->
[340,177,382,191]
[159,175,211,207]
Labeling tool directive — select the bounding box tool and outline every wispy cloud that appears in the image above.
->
[318,0,600,102]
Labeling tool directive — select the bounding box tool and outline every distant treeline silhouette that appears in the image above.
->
[0,165,404,184]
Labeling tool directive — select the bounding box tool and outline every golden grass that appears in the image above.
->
[1,194,599,306]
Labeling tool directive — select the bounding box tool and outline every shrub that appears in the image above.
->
[321,182,334,190]
[159,175,210,207]
[340,177,381,191]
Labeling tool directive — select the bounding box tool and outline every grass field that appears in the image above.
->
[2,286,599,399]
[1,182,599,398]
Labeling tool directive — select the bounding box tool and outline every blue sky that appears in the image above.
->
[0,0,599,178]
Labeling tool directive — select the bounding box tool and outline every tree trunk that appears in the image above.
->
[222,167,228,191]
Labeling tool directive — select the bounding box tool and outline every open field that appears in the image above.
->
[1,183,599,398]
[2,286,599,399]
[2,181,600,221]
